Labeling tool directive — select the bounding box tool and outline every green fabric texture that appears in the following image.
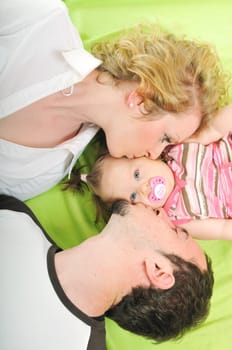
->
[26,1,232,349]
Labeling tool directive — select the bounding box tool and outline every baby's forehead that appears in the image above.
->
[105,156,154,173]
[104,156,128,166]
[101,157,129,181]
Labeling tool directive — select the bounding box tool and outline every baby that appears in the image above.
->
[69,104,232,240]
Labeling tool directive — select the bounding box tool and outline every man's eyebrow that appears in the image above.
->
[174,226,190,239]
[180,227,189,237]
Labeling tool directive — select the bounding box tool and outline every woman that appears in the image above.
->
[0,0,228,200]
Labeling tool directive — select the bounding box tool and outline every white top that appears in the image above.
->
[0,196,106,350]
[0,0,101,200]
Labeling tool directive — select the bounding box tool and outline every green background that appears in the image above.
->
[26,1,232,349]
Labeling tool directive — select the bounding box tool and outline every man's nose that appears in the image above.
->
[156,207,175,228]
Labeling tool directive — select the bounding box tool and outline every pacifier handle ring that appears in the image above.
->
[149,176,166,204]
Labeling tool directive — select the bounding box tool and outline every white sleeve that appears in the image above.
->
[0,0,66,33]
[0,0,84,117]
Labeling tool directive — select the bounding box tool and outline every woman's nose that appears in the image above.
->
[148,145,166,160]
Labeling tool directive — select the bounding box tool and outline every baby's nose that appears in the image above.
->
[139,181,150,196]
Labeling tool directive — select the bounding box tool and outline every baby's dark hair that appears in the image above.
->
[64,151,108,194]
[63,164,89,194]
[64,151,112,223]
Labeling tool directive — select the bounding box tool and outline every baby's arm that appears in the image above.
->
[180,218,232,240]
[186,103,232,145]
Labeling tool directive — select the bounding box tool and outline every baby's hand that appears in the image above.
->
[185,126,222,145]
[186,103,232,145]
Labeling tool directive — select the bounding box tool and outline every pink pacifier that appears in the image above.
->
[148,176,166,203]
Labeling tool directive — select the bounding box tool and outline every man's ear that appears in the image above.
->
[144,256,175,290]
[127,91,144,109]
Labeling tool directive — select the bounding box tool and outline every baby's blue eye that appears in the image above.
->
[134,169,140,180]
[130,192,137,202]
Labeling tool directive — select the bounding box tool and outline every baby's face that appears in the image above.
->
[100,156,175,209]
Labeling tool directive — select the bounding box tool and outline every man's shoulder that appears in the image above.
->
[0,195,55,245]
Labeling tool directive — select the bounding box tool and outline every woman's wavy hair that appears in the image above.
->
[91,23,231,132]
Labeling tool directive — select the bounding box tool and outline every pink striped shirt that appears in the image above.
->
[163,132,232,225]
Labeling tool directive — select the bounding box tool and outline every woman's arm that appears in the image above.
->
[181,218,232,240]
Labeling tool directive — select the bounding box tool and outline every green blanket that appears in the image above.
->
[26,1,232,349]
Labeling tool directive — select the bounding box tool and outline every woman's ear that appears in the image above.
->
[144,256,175,290]
[127,91,144,109]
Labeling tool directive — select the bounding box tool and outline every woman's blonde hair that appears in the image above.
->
[91,24,231,131]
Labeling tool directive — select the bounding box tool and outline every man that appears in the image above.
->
[0,195,213,350]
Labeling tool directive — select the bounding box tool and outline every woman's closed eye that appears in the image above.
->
[161,133,172,144]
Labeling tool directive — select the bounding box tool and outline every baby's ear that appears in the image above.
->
[144,256,175,290]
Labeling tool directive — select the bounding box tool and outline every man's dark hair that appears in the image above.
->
[106,253,214,343]
[111,199,130,216]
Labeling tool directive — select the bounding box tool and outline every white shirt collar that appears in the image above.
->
[62,48,102,79]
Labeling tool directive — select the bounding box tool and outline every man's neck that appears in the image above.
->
[54,236,120,316]
[54,232,145,317]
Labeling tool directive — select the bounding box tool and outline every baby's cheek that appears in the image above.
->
[137,197,159,209]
